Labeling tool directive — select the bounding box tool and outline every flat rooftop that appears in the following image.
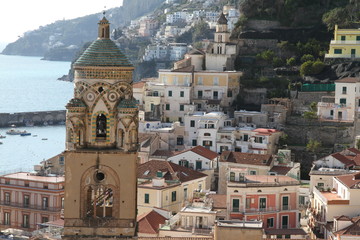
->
[1,172,64,183]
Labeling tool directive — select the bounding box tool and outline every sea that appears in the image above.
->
[0,54,73,173]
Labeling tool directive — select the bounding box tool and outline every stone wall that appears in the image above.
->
[290,91,335,114]
[0,111,66,127]
[246,20,281,31]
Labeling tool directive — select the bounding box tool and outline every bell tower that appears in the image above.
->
[63,15,138,239]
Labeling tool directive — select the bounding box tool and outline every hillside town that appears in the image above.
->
[2,0,360,240]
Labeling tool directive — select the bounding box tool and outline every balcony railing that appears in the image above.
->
[330,40,360,44]
[0,200,62,212]
[232,206,296,214]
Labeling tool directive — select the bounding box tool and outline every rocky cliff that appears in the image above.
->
[2,0,164,59]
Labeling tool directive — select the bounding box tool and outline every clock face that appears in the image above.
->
[108,91,118,102]
[86,92,95,102]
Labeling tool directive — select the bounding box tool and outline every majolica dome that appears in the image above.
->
[74,39,132,67]
[117,99,138,109]
[66,98,87,108]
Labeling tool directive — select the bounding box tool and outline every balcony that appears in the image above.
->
[318,102,351,109]
[232,206,296,214]
[330,40,360,45]
[0,200,62,212]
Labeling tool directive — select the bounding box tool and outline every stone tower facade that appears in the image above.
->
[62,16,138,239]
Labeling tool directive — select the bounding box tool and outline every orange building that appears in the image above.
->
[0,172,64,230]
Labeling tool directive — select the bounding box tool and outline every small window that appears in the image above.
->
[334,49,342,54]
[230,172,235,181]
[177,137,184,145]
[340,98,347,104]
[59,156,65,165]
[190,120,195,127]
[171,191,177,202]
[168,90,172,97]
[198,90,203,99]
[213,77,219,86]
[180,105,184,111]
[166,104,170,110]
[341,36,346,41]
[342,86,347,94]
[357,36,360,41]
[192,139,197,146]
[227,90,232,98]
[198,77,203,85]
[144,194,149,204]
[232,199,240,212]
[180,91,184,97]
[204,133,211,136]
[267,218,274,228]
[250,170,256,175]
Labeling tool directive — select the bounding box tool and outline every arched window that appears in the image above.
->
[96,114,107,138]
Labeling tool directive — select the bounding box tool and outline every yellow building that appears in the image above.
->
[137,160,207,215]
[325,24,360,59]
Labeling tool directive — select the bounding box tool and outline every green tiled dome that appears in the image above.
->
[66,98,87,108]
[74,39,132,67]
[117,99,138,109]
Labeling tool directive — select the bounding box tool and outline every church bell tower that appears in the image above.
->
[63,15,138,239]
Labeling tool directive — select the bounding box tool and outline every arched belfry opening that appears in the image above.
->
[96,114,107,138]
[85,185,113,218]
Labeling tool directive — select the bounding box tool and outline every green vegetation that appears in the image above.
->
[175,20,213,44]
[300,60,325,76]
[306,139,322,154]
[303,101,318,120]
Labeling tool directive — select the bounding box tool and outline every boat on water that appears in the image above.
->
[6,129,22,135]
[0,135,6,139]
[0,142,3,145]
[20,131,31,136]
[41,138,48,140]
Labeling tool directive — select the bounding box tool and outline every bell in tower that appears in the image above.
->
[62,14,138,240]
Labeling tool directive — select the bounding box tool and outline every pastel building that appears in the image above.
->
[226,175,300,230]
[0,172,64,231]
[325,24,360,59]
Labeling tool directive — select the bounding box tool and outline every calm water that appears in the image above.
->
[0,55,73,113]
[0,55,72,172]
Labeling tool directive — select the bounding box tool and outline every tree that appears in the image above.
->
[300,61,314,76]
[306,139,322,154]
[286,57,296,66]
[300,54,314,63]
[322,7,349,30]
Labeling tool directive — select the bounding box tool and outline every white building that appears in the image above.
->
[184,112,228,152]
[318,77,360,122]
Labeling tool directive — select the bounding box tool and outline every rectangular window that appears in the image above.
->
[267,218,274,228]
[173,76,178,85]
[232,199,240,212]
[342,86,347,94]
[357,36,360,41]
[341,36,346,41]
[255,137,263,143]
[213,91,218,99]
[171,191,177,202]
[230,172,235,181]
[246,198,251,209]
[243,134,248,141]
[198,77,203,85]
[4,212,10,225]
[197,103,202,110]
[184,188,188,199]
[180,91,184,97]
[227,90,232,98]
[334,49,342,54]
[330,110,334,116]
[144,193,149,204]
[282,196,289,210]
[177,137,183,145]
[250,170,256,175]
[42,197,49,209]
[180,105,184,111]
[168,90,172,97]
[166,104,170,110]
[4,193,10,204]
[202,140,212,147]
[192,139,197,146]
[282,215,289,229]
[42,217,49,223]
[23,214,29,228]
[59,156,65,165]
[190,120,195,127]
[259,198,266,210]
[23,195,30,207]
[198,90,203,99]
[213,77,219,86]
[178,117,182,123]
[340,98,347,104]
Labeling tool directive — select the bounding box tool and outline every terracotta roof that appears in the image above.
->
[253,128,278,135]
[335,172,360,189]
[265,228,307,235]
[172,146,218,160]
[151,150,177,158]
[220,151,273,166]
[335,77,360,83]
[270,166,293,175]
[347,148,360,154]
[137,210,167,234]
[133,81,146,88]
[138,160,207,183]
[334,218,360,236]
[207,194,226,209]
[331,152,354,167]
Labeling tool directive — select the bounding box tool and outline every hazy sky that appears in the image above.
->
[0,0,122,48]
